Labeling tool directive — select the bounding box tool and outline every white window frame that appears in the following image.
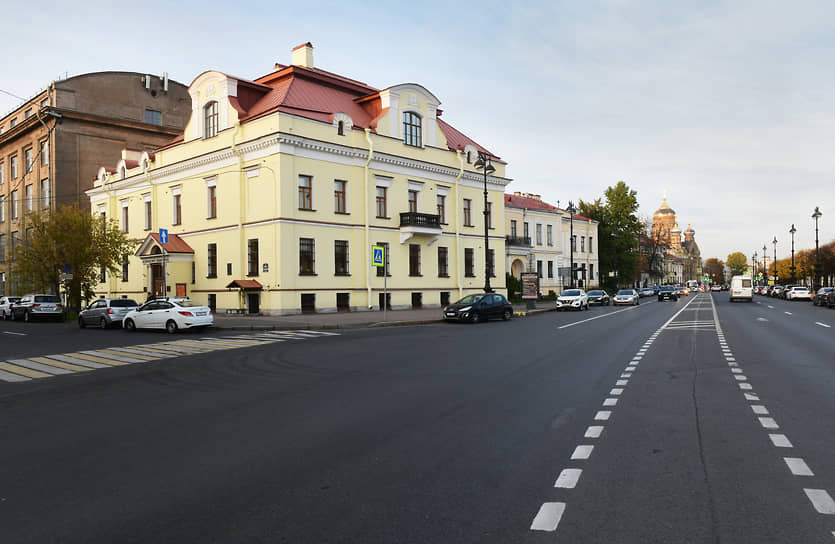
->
[40,178,49,209]
[205,177,217,219]
[143,194,152,230]
[120,200,129,233]
[171,185,182,225]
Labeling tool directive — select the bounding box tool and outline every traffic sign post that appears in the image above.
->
[372,245,386,321]
[159,228,168,299]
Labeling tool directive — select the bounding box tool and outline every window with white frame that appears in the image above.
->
[376,186,387,218]
[204,102,218,138]
[206,178,217,219]
[581,236,585,252]
[11,190,18,219]
[299,175,312,210]
[120,200,129,233]
[0,161,4,184]
[547,224,553,246]
[536,224,542,245]
[0,196,5,222]
[40,140,48,165]
[40,178,49,209]
[11,155,18,179]
[334,180,347,214]
[171,186,182,225]
[24,148,33,173]
[143,195,152,230]
[403,111,422,147]
[24,185,32,212]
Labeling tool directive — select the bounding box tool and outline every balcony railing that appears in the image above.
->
[399,212,441,229]
[505,235,532,247]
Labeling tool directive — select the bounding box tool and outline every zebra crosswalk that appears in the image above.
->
[0,330,340,383]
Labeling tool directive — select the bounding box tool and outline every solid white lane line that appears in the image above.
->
[815,322,832,328]
[759,417,779,429]
[557,305,642,329]
[784,458,814,476]
[555,468,583,488]
[585,426,604,438]
[769,434,793,448]
[571,445,594,459]
[603,398,618,407]
[739,383,753,390]
[751,405,769,415]
[2,331,26,336]
[803,489,835,514]
[595,411,611,421]
[610,388,623,395]
[531,502,566,531]
[744,393,760,401]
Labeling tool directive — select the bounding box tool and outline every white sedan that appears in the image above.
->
[123,298,213,333]
[785,286,812,301]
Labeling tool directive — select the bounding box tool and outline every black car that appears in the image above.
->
[443,293,513,323]
[658,286,679,301]
[813,287,832,306]
[587,290,611,306]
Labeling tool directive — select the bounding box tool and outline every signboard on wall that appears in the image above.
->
[521,272,539,300]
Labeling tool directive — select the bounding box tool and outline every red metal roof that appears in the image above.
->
[437,118,499,161]
[225,279,263,289]
[147,232,194,253]
[504,193,558,211]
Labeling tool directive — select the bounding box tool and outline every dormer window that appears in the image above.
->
[466,151,472,164]
[403,112,422,147]
[204,102,219,139]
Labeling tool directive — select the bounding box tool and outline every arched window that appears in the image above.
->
[204,102,219,139]
[403,112,422,147]
[337,120,344,136]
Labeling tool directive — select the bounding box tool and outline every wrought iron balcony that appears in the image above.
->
[399,212,441,228]
[505,235,532,247]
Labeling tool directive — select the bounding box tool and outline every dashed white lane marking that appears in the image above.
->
[620,373,632,378]
[610,388,623,395]
[768,305,774,309]
[757,317,769,322]
[739,383,753,390]
[744,393,760,401]
[785,311,793,315]
[616,380,628,386]
[571,445,594,459]
[815,322,831,328]
[803,489,835,514]
[584,426,604,438]
[751,405,769,415]
[531,502,566,531]
[734,375,748,381]
[731,368,743,374]
[769,434,793,448]
[2,331,26,336]
[595,411,611,421]
[603,398,618,406]
[784,458,814,476]
[554,469,582,488]
[759,417,779,429]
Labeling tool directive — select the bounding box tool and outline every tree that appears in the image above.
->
[579,181,643,290]
[11,205,135,311]
[726,252,748,276]
[704,258,725,284]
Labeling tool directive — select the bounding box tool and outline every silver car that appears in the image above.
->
[12,294,64,322]
[613,289,640,306]
[0,296,21,320]
[78,297,139,329]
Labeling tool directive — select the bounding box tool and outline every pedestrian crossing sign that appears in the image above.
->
[372,245,385,267]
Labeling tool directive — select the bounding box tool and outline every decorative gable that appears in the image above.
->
[376,83,441,147]
[186,71,240,142]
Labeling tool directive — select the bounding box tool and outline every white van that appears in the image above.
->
[729,276,753,302]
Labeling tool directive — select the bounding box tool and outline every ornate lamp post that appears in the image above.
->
[812,207,822,289]
[566,201,576,289]
[789,224,796,284]
[473,152,495,293]
[762,244,767,287]
[772,236,777,286]
[753,251,758,285]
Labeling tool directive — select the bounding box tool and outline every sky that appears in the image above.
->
[1,0,833,264]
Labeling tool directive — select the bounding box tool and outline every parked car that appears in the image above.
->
[11,294,64,322]
[813,287,832,306]
[123,298,213,333]
[659,286,679,301]
[0,296,21,320]
[587,290,611,306]
[771,285,785,298]
[785,286,811,301]
[555,289,589,311]
[78,297,140,328]
[827,290,835,308]
[442,293,513,322]
[613,289,640,306]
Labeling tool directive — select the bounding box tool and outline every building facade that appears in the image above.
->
[650,196,701,283]
[0,72,190,294]
[87,43,511,314]
[504,192,598,294]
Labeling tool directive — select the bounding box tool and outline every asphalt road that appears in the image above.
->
[0,293,832,543]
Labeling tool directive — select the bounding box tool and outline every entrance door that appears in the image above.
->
[247,292,260,314]
[151,264,164,297]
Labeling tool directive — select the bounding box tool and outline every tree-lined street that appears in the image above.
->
[0,294,832,542]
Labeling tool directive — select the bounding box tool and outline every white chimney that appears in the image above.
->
[291,42,314,68]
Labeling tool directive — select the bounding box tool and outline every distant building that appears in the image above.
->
[0,72,190,294]
[650,196,701,283]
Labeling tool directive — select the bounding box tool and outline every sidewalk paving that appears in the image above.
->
[212,303,554,331]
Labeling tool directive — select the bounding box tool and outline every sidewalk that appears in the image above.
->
[211,303,554,331]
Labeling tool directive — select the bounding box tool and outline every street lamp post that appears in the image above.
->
[812,207,822,289]
[566,201,576,289]
[789,224,796,284]
[772,236,777,286]
[762,244,767,287]
[753,251,758,284]
[473,152,495,293]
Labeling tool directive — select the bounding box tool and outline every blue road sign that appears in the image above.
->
[159,228,169,244]
[372,245,384,267]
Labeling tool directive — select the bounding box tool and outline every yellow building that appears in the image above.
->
[87,43,510,314]
[504,192,598,294]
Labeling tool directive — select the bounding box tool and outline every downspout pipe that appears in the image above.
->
[364,128,374,308]
[454,151,464,298]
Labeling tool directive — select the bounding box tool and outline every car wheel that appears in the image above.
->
[78,317,86,328]
[99,317,108,329]
[502,309,512,321]
[124,319,136,332]
[165,320,179,334]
